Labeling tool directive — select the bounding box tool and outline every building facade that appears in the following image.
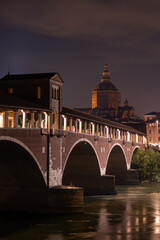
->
[144,112,160,148]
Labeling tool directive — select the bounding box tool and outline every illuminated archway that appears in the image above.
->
[106,144,127,184]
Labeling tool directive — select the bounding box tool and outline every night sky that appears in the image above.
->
[0,0,160,118]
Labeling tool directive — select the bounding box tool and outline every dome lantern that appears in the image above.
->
[101,64,112,83]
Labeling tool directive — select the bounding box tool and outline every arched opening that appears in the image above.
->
[106,145,127,184]
[62,141,101,194]
[0,140,47,212]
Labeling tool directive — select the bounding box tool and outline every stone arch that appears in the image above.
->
[63,138,101,174]
[106,144,128,184]
[0,136,48,211]
[0,136,46,185]
[62,138,102,194]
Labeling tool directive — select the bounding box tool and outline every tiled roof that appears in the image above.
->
[144,111,158,116]
[0,91,50,111]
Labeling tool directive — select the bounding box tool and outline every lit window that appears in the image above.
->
[0,114,4,128]
[37,86,41,99]
[8,88,13,94]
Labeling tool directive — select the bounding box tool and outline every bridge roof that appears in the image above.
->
[62,106,145,135]
[0,72,63,83]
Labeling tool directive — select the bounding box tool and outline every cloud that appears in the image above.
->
[1,0,160,44]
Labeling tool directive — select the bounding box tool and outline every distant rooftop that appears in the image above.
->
[144,111,158,116]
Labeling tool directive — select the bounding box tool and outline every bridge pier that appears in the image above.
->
[0,186,84,214]
[82,175,116,195]
[62,175,116,195]
[118,169,139,185]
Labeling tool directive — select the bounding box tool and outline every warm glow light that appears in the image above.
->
[156,216,160,224]
[0,114,4,128]
[62,115,67,130]
[126,227,131,233]
[135,217,139,225]
[79,120,82,133]
[127,131,130,141]
[43,112,48,129]
[91,122,95,135]
[21,110,26,128]
[142,217,147,223]
[156,120,158,126]
[155,228,160,234]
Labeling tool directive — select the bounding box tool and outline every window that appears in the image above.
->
[52,87,57,99]
[150,137,152,142]
[158,137,160,141]
[57,88,60,100]
[52,86,60,100]
[52,87,54,99]
[158,129,160,134]
[37,86,41,99]
[8,88,13,94]
[149,129,151,134]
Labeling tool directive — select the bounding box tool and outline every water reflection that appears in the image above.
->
[92,184,160,240]
[1,184,160,239]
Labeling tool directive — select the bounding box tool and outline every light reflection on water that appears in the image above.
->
[1,184,160,240]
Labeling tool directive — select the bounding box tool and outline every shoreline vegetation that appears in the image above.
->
[132,148,160,183]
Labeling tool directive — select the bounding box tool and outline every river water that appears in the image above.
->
[1,184,160,240]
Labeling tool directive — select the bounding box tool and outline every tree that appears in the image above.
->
[132,148,160,182]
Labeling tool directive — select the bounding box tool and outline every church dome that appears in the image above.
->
[93,64,119,91]
[94,81,118,91]
[92,64,121,113]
